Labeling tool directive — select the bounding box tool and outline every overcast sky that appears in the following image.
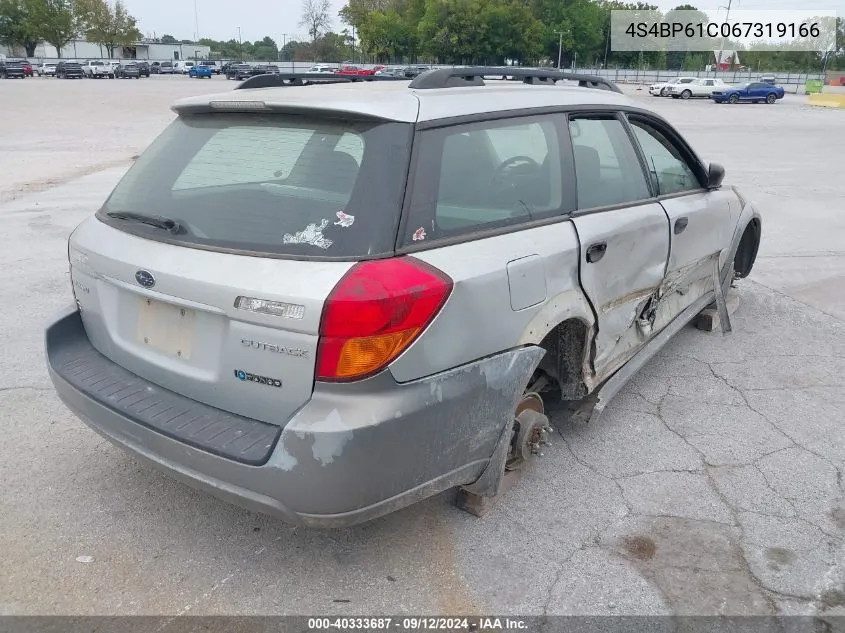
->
[122,0,844,43]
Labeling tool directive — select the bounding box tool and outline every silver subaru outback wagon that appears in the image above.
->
[45,68,762,527]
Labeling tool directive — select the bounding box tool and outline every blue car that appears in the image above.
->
[188,65,213,78]
[711,81,785,104]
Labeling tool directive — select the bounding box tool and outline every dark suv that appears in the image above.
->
[226,63,252,80]
[136,61,150,77]
[115,62,140,78]
[1,59,27,78]
[56,61,84,79]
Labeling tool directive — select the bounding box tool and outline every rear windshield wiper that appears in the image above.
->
[105,211,182,234]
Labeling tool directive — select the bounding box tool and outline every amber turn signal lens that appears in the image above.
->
[333,329,420,379]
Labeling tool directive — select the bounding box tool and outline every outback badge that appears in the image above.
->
[234,369,282,388]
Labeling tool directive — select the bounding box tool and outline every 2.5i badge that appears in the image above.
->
[234,369,282,388]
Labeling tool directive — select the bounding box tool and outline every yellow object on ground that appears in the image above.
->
[808,93,845,108]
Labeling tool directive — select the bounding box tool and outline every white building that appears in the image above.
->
[2,39,211,62]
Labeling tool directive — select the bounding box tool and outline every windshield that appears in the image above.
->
[99,113,413,259]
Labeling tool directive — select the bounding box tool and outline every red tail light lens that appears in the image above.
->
[316,257,453,382]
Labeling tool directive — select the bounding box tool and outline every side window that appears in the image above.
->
[569,116,650,209]
[629,120,701,196]
[402,116,563,243]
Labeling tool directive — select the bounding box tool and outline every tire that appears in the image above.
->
[660,87,668,96]
[728,94,739,104]
[680,89,691,100]
[766,93,777,104]
[733,220,761,279]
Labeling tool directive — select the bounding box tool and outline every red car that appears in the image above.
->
[22,61,33,76]
[334,64,384,77]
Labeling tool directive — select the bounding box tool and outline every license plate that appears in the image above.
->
[137,297,196,360]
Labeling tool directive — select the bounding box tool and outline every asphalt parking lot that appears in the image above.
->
[1,75,843,617]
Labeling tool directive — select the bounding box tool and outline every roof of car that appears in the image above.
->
[171,79,637,123]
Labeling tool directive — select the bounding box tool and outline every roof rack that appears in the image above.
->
[407,67,622,93]
[235,73,405,90]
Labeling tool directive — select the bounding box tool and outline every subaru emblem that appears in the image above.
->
[135,269,155,288]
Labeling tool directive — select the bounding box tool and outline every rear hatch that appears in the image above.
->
[70,111,413,425]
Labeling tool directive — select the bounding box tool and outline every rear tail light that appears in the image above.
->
[316,257,453,382]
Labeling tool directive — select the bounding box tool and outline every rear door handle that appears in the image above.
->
[586,242,607,263]
[674,217,689,235]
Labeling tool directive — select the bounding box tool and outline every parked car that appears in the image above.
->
[136,61,150,77]
[115,62,141,78]
[375,66,406,78]
[158,61,175,74]
[668,77,731,99]
[46,66,762,528]
[38,62,57,76]
[21,60,33,76]
[649,76,696,96]
[174,61,195,74]
[198,61,220,74]
[0,59,26,78]
[711,81,785,104]
[188,64,213,78]
[150,61,161,74]
[335,64,382,76]
[56,61,84,79]
[225,63,252,80]
[403,65,430,78]
[308,64,338,74]
[82,60,111,78]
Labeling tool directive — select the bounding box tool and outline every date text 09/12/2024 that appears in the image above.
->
[307,618,528,631]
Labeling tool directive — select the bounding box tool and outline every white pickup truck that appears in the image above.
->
[669,77,732,99]
[82,60,114,78]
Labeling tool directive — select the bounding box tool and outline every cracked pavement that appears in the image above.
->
[0,78,843,617]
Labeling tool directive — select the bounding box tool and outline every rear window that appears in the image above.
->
[99,113,413,258]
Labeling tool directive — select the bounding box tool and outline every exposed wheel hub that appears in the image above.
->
[507,393,552,471]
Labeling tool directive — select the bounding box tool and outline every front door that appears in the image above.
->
[567,113,670,383]
[626,115,739,328]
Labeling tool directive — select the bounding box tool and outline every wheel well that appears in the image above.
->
[536,319,589,401]
[734,219,761,278]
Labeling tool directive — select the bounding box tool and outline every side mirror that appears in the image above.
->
[707,162,725,189]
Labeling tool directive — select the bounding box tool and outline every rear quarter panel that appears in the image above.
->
[388,221,594,383]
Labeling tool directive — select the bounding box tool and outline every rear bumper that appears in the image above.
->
[46,306,542,527]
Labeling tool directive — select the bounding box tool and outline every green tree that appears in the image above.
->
[358,8,409,61]
[32,0,78,57]
[159,33,177,43]
[662,5,707,69]
[0,0,40,56]
[77,0,141,58]
[300,0,332,59]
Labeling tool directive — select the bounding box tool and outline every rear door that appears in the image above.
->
[567,113,670,383]
[626,115,738,330]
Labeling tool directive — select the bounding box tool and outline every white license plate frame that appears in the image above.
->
[137,297,196,360]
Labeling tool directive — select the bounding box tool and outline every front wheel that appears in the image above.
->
[680,89,691,100]
[766,93,777,104]
[729,94,739,104]
[660,87,668,96]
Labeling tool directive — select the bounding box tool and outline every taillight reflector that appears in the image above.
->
[316,257,453,382]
